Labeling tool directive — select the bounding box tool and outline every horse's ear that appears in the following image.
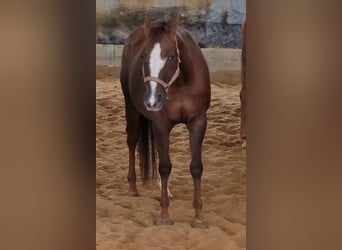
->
[169,15,179,38]
[143,13,152,37]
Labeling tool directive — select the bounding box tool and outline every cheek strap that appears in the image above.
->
[143,66,180,92]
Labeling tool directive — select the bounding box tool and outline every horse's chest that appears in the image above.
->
[165,96,199,122]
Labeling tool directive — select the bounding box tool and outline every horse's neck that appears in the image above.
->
[177,33,203,80]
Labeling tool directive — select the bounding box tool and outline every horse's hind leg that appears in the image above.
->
[188,113,209,228]
[240,87,246,149]
[125,104,140,196]
[240,25,247,149]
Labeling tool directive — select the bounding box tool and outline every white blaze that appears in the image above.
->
[148,43,166,104]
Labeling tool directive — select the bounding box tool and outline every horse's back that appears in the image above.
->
[120,27,145,91]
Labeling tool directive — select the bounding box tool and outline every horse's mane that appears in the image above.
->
[146,21,170,40]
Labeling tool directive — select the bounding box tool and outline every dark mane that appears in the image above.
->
[147,21,169,39]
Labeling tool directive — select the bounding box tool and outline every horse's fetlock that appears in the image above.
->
[160,197,170,207]
[193,199,203,209]
[127,175,136,183]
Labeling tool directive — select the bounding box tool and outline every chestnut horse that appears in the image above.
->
[240,19,246,148]
[120,15,211,228]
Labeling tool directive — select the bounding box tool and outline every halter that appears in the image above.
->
[143,38,181,93]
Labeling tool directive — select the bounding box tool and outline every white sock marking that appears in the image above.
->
[157,174,173,199]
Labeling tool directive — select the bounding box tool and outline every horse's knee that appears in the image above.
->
[190,162,203,179]
[159,162,172,178]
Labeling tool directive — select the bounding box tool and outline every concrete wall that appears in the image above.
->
[96,44,241,71]
[96,0,246,48]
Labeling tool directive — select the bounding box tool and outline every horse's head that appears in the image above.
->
[141,14,180,112]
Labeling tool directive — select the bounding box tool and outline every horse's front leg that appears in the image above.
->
[240,25,247,149]
[240,87,246,149]
[188,113,209,228]
[153,123,173,225]
[125,105,140,196]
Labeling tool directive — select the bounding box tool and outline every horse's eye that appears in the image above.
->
[167,56,174,62]
[157,93,163,102]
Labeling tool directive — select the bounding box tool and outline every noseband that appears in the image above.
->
[143,38,181,93]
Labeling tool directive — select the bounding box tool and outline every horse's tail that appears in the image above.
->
[138,115,157,185]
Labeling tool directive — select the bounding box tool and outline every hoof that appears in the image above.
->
[154,217,174,226]
[191,219,209,228]
[128,191,139,197]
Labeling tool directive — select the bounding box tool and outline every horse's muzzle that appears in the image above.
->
[143,83,166,112]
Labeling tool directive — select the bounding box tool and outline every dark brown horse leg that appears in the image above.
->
[188,114,209,228]
[240,21,247,148]
[239,69,246,140]
[126,106,139,196]
[240,85,246,147]
[153,124,173,225]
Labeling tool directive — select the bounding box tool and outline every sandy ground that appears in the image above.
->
[96,65,246,250]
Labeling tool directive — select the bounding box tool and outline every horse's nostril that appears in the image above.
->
[157,93,163,102]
